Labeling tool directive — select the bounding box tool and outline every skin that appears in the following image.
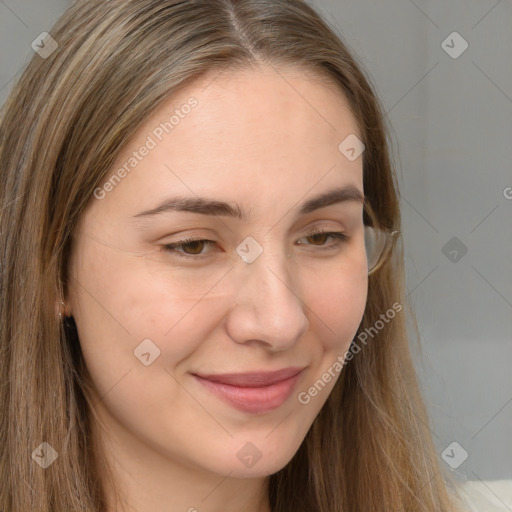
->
[64,63,368,512]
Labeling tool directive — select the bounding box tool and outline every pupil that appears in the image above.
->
[309,233,327,245]
[184,241,204,254]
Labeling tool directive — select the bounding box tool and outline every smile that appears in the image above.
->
[191,367,304,413]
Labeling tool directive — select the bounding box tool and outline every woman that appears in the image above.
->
[0,0,467,510]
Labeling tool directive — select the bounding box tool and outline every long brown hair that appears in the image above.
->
[0,0,465,510]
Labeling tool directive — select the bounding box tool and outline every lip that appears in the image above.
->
[192,367,304,413]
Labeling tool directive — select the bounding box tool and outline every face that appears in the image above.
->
[67,64,368,479]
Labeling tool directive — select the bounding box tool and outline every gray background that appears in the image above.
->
[1,0,511,484]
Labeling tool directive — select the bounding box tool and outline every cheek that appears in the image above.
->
[70,242,231,382]
[70,250,234,447]
[308,278,367,359]
[301,250,369,352]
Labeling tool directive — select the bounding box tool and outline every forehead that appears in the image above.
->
[86,64,363,223]
[159,64,360,153]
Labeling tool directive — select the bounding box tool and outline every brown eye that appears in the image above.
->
[306,232,331,245]
[297,231,349,248]
[181,240,206,254]
[162,238,216,259]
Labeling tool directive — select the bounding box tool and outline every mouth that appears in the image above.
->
[191,367,305,413]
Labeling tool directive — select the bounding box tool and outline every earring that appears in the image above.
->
[58,300,66,320]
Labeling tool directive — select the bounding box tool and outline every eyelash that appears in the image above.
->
[162,229,349,261]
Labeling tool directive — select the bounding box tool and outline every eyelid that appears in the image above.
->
[161,227,350,261]
[163,237,218,258]
[296,230,349,247]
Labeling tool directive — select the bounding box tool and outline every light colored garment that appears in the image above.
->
[455,480,512,511]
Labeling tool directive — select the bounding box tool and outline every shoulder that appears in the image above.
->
[454,480,512,512]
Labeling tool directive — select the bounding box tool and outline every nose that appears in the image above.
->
[225,248,310,351]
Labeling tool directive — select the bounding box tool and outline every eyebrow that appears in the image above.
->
[132,185,364,220]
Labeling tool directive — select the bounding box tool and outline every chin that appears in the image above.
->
[218,435,304,479]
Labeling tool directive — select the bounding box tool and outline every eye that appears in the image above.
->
[296,230,349,249]
[161,229,350,261]
[162,238,217,260]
